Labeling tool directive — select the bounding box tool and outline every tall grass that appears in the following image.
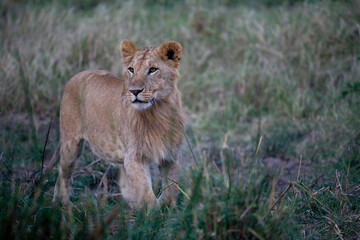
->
[1,135,359,239]
[1,149,299,239]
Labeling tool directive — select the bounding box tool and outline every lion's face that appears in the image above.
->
[120,40,182,110]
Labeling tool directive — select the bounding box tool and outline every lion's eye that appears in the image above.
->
[128,67,134,74]
[148,67,158,74]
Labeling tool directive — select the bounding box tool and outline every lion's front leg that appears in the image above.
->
[159,151,181,207]
[119,156,157,209]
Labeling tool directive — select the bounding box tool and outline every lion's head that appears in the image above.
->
[120,40,182,110]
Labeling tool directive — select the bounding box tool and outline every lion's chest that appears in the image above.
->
[127,123,177,162]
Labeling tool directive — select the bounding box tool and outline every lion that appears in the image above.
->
[53,40,185,208]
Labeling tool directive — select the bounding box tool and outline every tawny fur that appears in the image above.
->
[53,40,185,208]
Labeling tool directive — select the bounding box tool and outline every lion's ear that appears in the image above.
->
[120,40,137,66]
[158,41,182,67]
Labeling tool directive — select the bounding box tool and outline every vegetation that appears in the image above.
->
[0,0,359,239]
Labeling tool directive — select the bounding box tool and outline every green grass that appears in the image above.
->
[1,0,360,239]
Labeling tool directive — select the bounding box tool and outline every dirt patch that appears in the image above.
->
[263,157,311,188]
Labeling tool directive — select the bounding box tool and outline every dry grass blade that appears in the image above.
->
[159,182,174,193]
[335,170,344,196]
[167,178,190,200]
[13,50,38,155]
[212,160,222,176]
[248,228,265,240]
[212,160,227,186]
[90,204,120,240]
[0,152,16,183]
[324,216,345,240]
[185,132,198,165]
[41,117,52,179]
[96,165,111,194]
[268,178,277,210]
[297,155,302,182]
[255,135,263,157]
[42,143,59,176]
[263,182,292,218]
[0,152,12,175]
[240,204,254,220]
[293,181,332,215]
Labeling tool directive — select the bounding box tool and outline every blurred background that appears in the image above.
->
[0,0,359,239]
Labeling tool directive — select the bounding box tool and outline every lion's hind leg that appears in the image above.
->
[53,138,84,203]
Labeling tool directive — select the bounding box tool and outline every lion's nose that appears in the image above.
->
[129,88,143,96]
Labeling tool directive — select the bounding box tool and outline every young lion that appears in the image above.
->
[53,40,185,208]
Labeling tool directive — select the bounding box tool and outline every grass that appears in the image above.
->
[0,0,360,239]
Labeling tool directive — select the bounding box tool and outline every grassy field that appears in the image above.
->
[1,0,360,239]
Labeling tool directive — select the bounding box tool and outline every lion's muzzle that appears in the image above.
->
[128,88,154,109]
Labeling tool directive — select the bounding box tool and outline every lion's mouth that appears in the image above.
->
[132,99,147,104]
[132,98,154,104]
